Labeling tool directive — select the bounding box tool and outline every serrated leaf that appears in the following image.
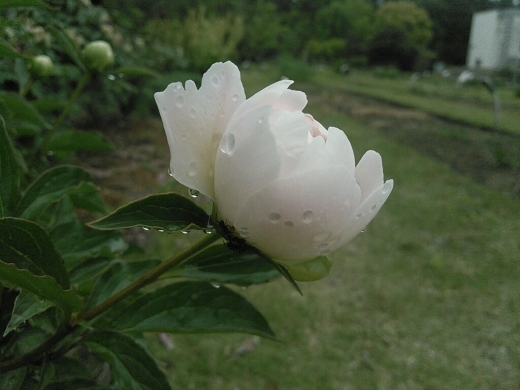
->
[84,330,170,390]
[4,290,54,336]
[0,40,27,59]
[47,129,114,152]
[112,66,160,78]
[85,259,160,310]
[0,0,57,9]
[16,165,98,221]
[110,281,275,338]
[0,116,21,216]
[47,27,85,70]
[51,221,127,270]
[177,244,280,286]
[89,193,209,232]
[0,262,82,312]
[0,217,69,288]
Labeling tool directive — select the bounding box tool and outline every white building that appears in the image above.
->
[466,8,520,70]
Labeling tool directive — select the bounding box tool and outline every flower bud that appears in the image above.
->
[81,40,114,72]
[30,55,54,77]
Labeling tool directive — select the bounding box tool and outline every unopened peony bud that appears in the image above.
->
[30,55,53,77]
[81,40,114,72]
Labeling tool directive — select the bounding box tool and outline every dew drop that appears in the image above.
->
[142,227,150,231]
[211,282,221,289]
[107,74,115,80]
[302,210,313,223]
[173,84,182,92]
[360,228,366,233]
[371,204,377,212]
[47,151,54,156]
[188,188,200,198]
[168,167,174,177]
[232,94,239,102]
[181,228,190,235]
[175,95,185,107]
[158,229,164,233]
[162,106,166,112]
[238,227,249,238]
[317,242,330,254]
[189,107,196,118]
[220,133,235,154]
[355,214,362,220]
[188,161,198,177]
[268,212,281,223]
[313,232,330,242]
[210,75,219,87]
[258,118,264,124]
[203,228,213,234]
[284,221,294,228]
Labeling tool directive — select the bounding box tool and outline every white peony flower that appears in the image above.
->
[155,61,393,263]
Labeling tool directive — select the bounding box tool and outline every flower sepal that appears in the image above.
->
[278,256,333,282]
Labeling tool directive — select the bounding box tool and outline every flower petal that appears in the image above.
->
[232,165,360,261]
[214,105,281,223]
[154,61,245,198]
[355,150,384,203]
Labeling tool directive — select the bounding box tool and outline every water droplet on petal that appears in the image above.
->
[268,212,281,223]
[188,161,198,177]
[284,221,294,228]
[188,188,199,198]
[302,211,313,223]
[360,228,366,233]
[168,167,174,177]
[258,118,263,124]
[173,84,182,92]
[317,242,329,252]
[232,94,239,102]
[220,133,235,154]
[211,75,219,87]
[175,95,185,107]
[189,107,196,118]
[162,106,166,112]
[355,214,362,220]
[238,227,249,238]
[371,204,377,212]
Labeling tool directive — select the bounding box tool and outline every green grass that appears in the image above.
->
[146,70,520,389]
[314,69,520,137]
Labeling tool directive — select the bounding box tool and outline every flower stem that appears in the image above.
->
[77,231,220,323]
[33,71,91,162]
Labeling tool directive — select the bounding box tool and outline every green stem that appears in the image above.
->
[19,78,34,97]
[33,71,91,162]
[77,231,220,323]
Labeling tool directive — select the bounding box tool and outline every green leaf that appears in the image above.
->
[51,221,127,270]
[0,262,82,312]
[0,217,69,288]
[47,27,85,70]
[0,366,27,390]
[0,116,21,216]
[16,165,97,221]
[279,256,333,282]
[47,129,114,152]
[89,193,209,232]
[0,40,27,59]
[67,182,107,214]
[112,66,160,78]
[178,244,280,286]
[84,330,170,390]
[0,91,50,132]
[110,281,275,338]
[0,0,57,9]
[43,356,97,389]
[4,290,54,336]
[85,259,160,310]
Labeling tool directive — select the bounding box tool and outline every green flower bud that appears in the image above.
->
[30,55,54,77]
[81,40,114,72]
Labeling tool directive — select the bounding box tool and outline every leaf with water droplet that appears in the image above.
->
[88,193,209,232]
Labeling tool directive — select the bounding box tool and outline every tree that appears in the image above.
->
[368,1,433,70]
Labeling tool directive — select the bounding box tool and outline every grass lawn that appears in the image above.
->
[146,70,520,389]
